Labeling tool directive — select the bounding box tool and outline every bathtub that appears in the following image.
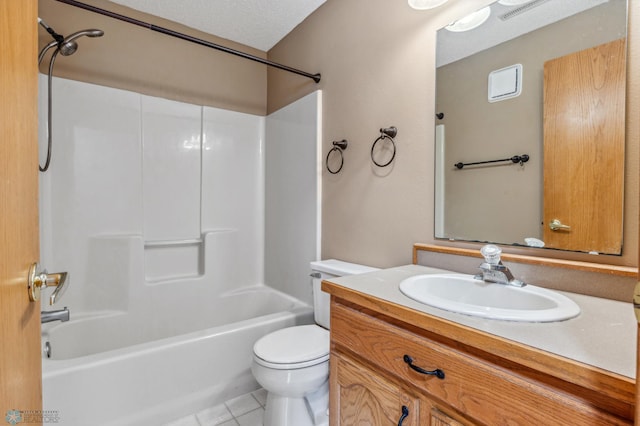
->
[41,285,313,426]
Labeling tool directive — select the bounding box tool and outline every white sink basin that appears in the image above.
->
[399,273,580,322]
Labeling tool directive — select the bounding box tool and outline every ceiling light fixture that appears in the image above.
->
[408,0,449,10]
[445,6,491,32]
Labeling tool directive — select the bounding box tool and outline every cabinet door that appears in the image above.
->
[331,353,419,425]
[430,408,466,426]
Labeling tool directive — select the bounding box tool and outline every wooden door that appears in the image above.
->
[0,0,42,421]
[330,353,419,425]
[543,38,626,253]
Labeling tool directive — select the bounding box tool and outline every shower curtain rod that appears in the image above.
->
[52,0,322,83]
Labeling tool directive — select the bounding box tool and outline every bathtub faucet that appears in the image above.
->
[41,307,70,323]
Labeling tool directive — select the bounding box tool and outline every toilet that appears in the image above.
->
[251,259,378,426]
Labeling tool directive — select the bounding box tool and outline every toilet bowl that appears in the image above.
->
[251,260,378,426]
[252,325,330,426]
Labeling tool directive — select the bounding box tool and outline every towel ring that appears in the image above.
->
[371,127,397,168]
[326,139,348,174]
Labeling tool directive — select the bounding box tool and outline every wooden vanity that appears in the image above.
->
[322,266,635,425]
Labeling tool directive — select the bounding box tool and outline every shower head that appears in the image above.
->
[59,29,104,56]
[38,23,105,172]
[59,41,78,56]
[38,20,104,63]
[64,28,105,41]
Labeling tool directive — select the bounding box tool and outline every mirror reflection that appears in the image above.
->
[434,0,627,254]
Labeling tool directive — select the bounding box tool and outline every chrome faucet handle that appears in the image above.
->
[480,244,502,265]
[28,263,69,305]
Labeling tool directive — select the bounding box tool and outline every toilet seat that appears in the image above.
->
[253,325,329,370]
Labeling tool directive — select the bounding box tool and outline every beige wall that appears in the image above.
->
[268,0,640,271]
[268,0,470,268]
[38,0,267,114]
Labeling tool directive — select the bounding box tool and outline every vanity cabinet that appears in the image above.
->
[326,289,633,425]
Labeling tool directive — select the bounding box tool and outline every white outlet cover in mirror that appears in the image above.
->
[488,63,522,102]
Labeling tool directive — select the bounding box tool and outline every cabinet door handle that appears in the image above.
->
[403,354,445,379]
[397,405,409,426]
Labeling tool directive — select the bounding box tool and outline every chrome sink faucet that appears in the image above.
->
[475,245,526,287]
[41,307,70,323]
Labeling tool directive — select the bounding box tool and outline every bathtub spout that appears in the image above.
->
[41,307,70,323]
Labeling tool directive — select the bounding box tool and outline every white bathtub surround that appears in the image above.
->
[142,95,202,242]
[265,91,322,305]
[434,124,445,238]
[38,77,144,309]
[202,106,266,289]
[39,75,321,309]
[38,75,322,425]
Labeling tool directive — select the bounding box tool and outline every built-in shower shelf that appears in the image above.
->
[144,238,203,282]
[144,238,203,247]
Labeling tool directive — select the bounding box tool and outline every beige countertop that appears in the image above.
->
[325,264,637,379]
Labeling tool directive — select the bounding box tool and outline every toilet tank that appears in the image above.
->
[310,259,379,328]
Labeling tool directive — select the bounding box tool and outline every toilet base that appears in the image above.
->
[262,382,329,426]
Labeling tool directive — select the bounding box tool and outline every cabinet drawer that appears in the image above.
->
[331,302,629,426]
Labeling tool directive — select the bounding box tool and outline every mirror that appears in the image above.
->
[434,0,628,254]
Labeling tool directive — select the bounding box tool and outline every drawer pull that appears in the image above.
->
[403,354,445,379]
[397,405,409,426]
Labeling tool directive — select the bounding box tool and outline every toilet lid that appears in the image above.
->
[253,325,329,366]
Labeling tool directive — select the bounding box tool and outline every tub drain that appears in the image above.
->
[44,341,51,358]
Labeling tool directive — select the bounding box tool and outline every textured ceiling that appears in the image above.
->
[108,0,327,52]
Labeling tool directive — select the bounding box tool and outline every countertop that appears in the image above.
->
[324,264,637,379]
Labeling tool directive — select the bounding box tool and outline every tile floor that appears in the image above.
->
[163,389,267,426]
